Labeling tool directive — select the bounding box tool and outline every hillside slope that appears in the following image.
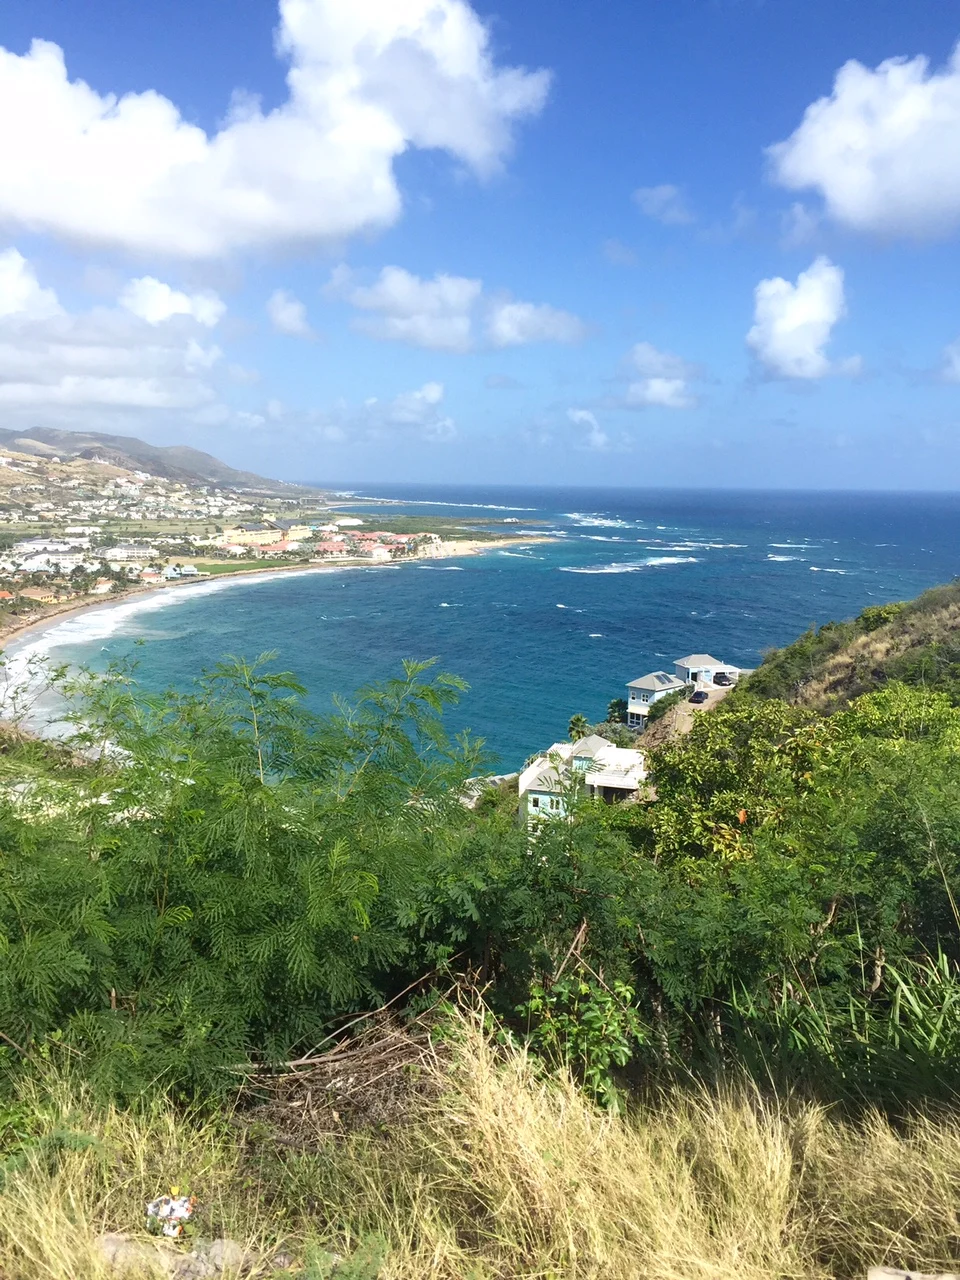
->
[0,426,307,494]
[742,578,960,710]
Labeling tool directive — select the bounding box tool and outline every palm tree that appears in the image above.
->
[568,713,590,741]
[607,698,628,724]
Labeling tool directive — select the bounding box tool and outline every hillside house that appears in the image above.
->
[674,654,740,686]
[625,671,686,728]
[518,734,646,822]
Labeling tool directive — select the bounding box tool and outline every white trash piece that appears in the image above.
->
[146,1190,197,1238]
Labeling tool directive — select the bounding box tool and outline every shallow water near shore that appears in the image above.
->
[8,486,960,770]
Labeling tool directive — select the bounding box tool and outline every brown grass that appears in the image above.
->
[3,1016,960,1278]
[797,598,960,712]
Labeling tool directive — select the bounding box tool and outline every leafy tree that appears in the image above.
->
[607,698,628,724]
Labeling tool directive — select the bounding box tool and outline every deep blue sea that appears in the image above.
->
[9,486,960,771]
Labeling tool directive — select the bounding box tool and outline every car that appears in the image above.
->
[713,673,732,686]
[689,690,709,704]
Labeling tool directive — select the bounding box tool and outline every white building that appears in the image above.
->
[518,734,646,822]
[674,654,740,686]
[103,544,159,562]
[625,671,686,728]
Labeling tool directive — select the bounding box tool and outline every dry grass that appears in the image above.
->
[4,1015,960,1279]
[796,598,960,712]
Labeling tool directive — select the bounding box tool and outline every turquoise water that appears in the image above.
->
[11,486,960,771]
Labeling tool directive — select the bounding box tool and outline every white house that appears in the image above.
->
[518,734,646,822]
[625,670,686,728]
[674,654,740,686]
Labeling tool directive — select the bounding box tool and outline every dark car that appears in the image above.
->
[689,690,709,704]
[713,672,733,686]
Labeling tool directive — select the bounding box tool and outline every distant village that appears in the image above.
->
[0,446,447,626]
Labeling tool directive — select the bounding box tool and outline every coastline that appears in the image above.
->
[0,536,555,654]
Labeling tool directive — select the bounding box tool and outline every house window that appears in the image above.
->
[641,693,649,702]
[550,797,559,810]
[531,797,539,809]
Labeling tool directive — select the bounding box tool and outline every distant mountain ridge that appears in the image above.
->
[0,427,306,494]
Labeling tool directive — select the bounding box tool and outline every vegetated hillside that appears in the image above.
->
[0,426,308,494]
[742,578,960,710]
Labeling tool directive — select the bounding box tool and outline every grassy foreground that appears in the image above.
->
[4,1013,960,1280]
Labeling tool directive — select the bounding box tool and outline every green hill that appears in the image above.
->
[741,577,960,710]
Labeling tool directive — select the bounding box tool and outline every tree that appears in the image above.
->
[607,698,628,724]
[568,713,590,741]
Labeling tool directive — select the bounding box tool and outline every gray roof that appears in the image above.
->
[627,671,684,692]
[569,734,610,758]
[675,654,724,667]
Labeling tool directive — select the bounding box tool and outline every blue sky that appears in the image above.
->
[1,0,959,488]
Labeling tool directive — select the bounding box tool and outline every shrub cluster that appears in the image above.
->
[0,650,958,1106]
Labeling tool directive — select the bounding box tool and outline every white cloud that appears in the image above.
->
[568,408,608,451]
[941,339,960,382]
[0,248,62,321]
[328,264,585,351]
[779,202,820,249]
[267,289,314,338]
[622,341,698,408]
[769,45,960,238]
[746,256,858,379]
[119,276,225,326]
[270,379,455,442]
[0,2,549,258]
[602,238,638,267]
[328,265,480,351]
[486,300,585,348]
[633,183,694,225]
[0,247,224,423]
[385,381,454,439]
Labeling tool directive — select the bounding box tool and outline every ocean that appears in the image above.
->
[7,486,960,771]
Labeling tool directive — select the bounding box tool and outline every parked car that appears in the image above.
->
[689,690,709,704]
[713,672,733,686]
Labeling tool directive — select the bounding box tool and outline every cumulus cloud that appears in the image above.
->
[622,341,699,408]
[0,0,549,258]
[328,265,480,352]
[746,256,859,379]
[327,264,585,351]
[769,45,960,238]
[486,300,585,347]
[119,276,225,326]
[0,248,63,321]
[568,407,608,450]
[267,289,314,338]
[633,183,694,225]
[267,379,455,442]
[0,246,225,424]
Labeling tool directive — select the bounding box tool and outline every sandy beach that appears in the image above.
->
[0,536,555,653]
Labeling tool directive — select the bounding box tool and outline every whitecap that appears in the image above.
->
[767,554,804,562]
[559,555,698,575]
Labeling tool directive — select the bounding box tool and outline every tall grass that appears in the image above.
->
[3,1013,960,1279]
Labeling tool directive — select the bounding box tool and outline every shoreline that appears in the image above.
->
[0,536,555,654]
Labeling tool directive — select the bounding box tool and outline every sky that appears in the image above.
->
[1,0,960,489]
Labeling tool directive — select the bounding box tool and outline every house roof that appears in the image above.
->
[569,734,610,758]
[675,654,724,667]
[627,670,684,692]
